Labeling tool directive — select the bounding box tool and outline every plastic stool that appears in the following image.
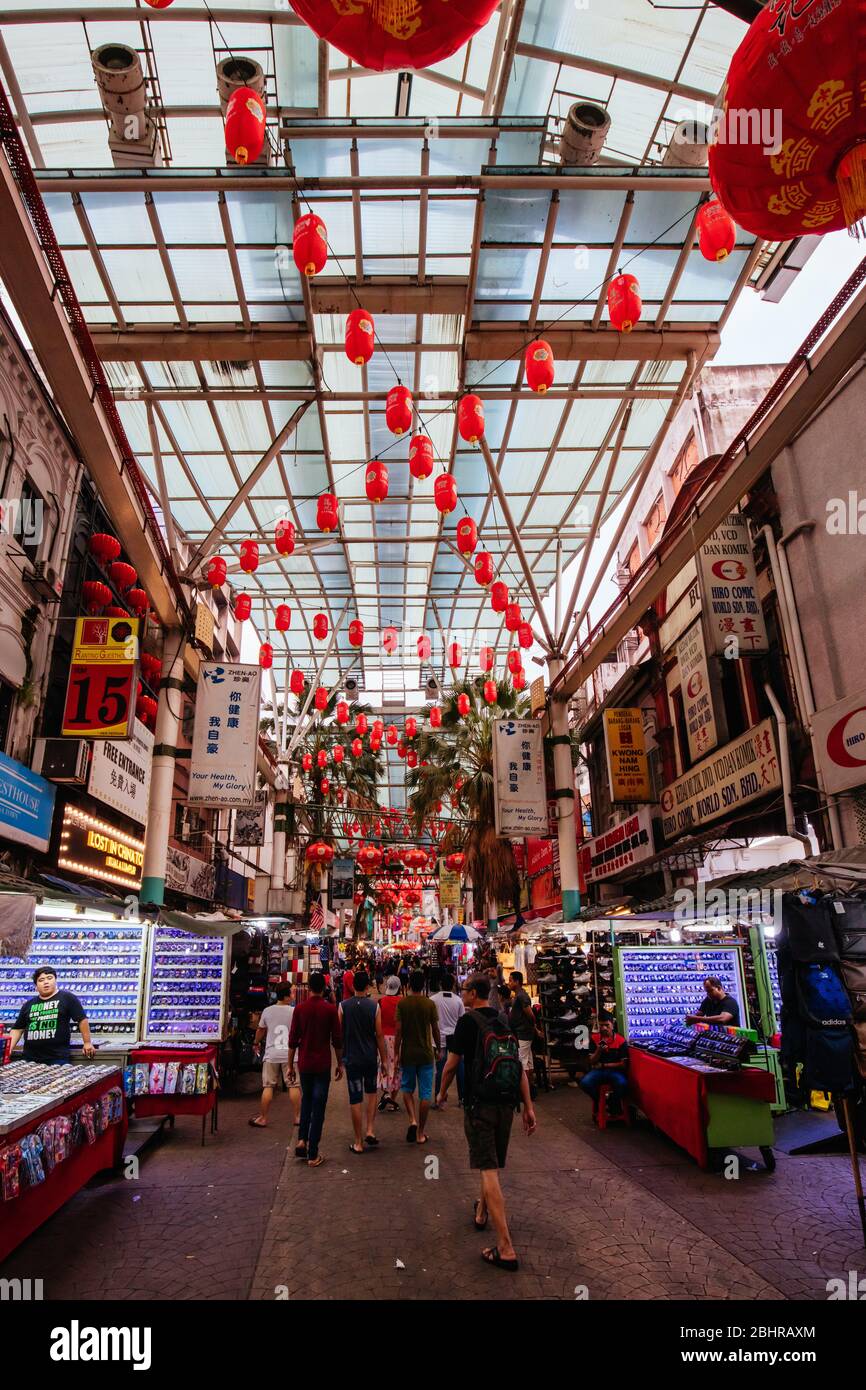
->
[595,1082,631,1130]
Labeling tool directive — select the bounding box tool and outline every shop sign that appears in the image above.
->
[87,718,153,825]
[188,663,261,807]
[62,616,140,741]
[659,560,701,652]
[0,750,56,852]
[491,718,547,836]
[676,620,719,763]
[233,793,267,847]
[660,718,780,840]
[165,843,215,900]
[438,861,461,909]
[811,689,866,794]
[603,707,652,803]
[57,806,144,891]
[578,806,655,885]
[330,857,355,907]
[698,513,768,656]
[525,837,557,912]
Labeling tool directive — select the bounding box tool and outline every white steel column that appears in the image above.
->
[141,633,185,907]
[270,764,289,893]
[548,655,581,920]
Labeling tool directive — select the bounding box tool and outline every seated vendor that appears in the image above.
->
[579,1017,629,1117]
[685,975,740,1028]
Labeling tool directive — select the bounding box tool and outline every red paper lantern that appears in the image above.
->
[397,741,407,759]
[313,612,329,641]
[275,603,291,632]
[317,749,328,769]
[302,753,313,773]
[607,273,642,333]
[512,670,526,692]
[336,701,350,726]
[140,652,161,687]
[89,533,121,567]
[409,433,434,480]
[317,492,339,533]
[525,338,555,394]
[108,561,136,592]
[372,719,384,739]
[356,713,368,736]
[82,580,110,614]
[457,692,470,718]
[207,556,227,589]
[290,669,305,696]
[239,538,259,574]
[365,459,389,503]
[696,199,737,262]
[507,649,522,675]
[333,745,345,765]
[235,594,252,622]
[319,775,330,795]
[434,473,457,515]
[144,0,174,8]
[490,581,509,614]
[351,737,363,758]
[225,86,266,166]
[456,516,477,555]
[385,384,413,436]
[290,0,500,72]
[357,843,382,870]
[474,550,494,587]
[126,588,149,617]
[386,724,398,746]
[259,642,273,669]
[275,518,296,556]
[135,694,158,729]
[383,626,399,655]
[448,640,462,668]
[345,307,375,365]
[505,602,522,633]
[429,705,442,728]
[405,716,417,740]
[457,393,484,443]
[314,686,328,711]
[348,618,365,648]
[480,646,494,673]
[406,749,418,769]
[370,737,381,753]
[483,679,497,705]
[293,212,328,278]
[445,851,465,873]
[306,840,334,863]
[105,606,129,619]
[417,634,431,661]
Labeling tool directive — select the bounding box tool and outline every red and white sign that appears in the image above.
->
[698,513,768,655]
[676,619,719,763]
[812,690,866,794]
[578,806,655,885]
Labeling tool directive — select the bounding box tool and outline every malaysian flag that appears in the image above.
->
[309,895,324,934]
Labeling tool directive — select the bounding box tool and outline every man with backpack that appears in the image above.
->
[437,973,537,1273]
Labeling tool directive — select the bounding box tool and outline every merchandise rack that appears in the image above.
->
[615,943,748,1042]
[141,924,230,1043]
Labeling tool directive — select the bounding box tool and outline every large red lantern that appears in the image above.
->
[336,700,350,725]
[290,669,305,696]
[306,840,334,864]
[405,716,417,740]
[351,737,363,758]
[456,516,477,555]
[409,433,434,480]
[317,492,339,533]
[709,2,866,238]
[490,581,509,614]
[385,384,413,436]
[239,539,259,574]
[105,607,129,619]
[434,473,457,515]
[275,518,296,556]
[82,580,111,614]
[259,642,273,669]
[317,749,328,770]
[505,602,522,633]
[445,851,465,873]
[224,86,266,166]
[89,533,121,567]
[313,612,329,641]
[140,652,161,687]
[207,556,227,589]
[357,843,382,871]
[456,692,470,718]
[275,603,291,632]
[126,588,149,618]
[365,459,389,503]
[417,634,431,661]
[108,561,136,592]
[370,737,381,753]
[518,621,533,650]
[144,0,175,8]
[429,705,442,729]
[235,593,252,622]
[135,694,158,730]
[288,0,500,73]
[696,200,737,262]
[607,273,642,333]
[474,551,494,587]
[407,749,418,769]
[507,649,522,675]
[448,640,462,669]
[525,338,555,394]
[302,753,313,773]
[386,724,398,746]
[314,686,328,711]
[356,713,368,736]
[483,679,497,705]
[345,307,375,365]
[480,646,494,673]
[383,626,399,655]
[293,212,328,278]
[457,394,484,443]
[348,618,365,648]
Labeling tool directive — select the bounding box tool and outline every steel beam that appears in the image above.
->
[515,40,718,104]
[478,437,557,650]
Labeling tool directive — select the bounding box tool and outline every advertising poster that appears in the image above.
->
[330,856,355,907]
[233,793,267,847]
[491,718,547,836]
[88,717,154,825]
[188,663,261,807]
[603,707,652,802]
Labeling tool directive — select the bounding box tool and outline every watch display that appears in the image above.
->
[618,946,745,1042]
[142,926,227,1041]
[0,921,145,1042]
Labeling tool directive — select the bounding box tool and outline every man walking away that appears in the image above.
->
[438,974,537,1272]
[395,969,440,1144]
[288,972,343,1167]
[340,970,387,1154]
[431,971,465,1106]
[508,971,541,1098]
[579,1017,629,1122]
[250,983,300,1129]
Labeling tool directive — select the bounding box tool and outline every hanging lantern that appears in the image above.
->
[259,642,273,669]
[507,649,523,675]
[479,646,494,673]
[417,633,431,661]
[517,621,532,650]
[207,556,227,589]
[135,694,158,729]
[348,618,365,648]
[456,692,470,718]
[140,652,161,687]
[275,518,296,556]
[405,716,417,740]
[108,561,137,593]
[82,580,110,614]
[336,788,345,805]
[317,749,328,769]
[336,700,350,725]
[239,539,259,574]
[313,612,329,641]
[445,851,465,873]
[105,606,129,619]
[224,86,266,166]
[345,307,375,365]
[275,603,292,632]
[288,0,499,73]
[234,594,252,623]
[126,588,149,618]
[525,338,555,394]
[302,753,313,773]
[474,550,494,587]
[317,492,339,533]
[490,581,509,614]
[397,740,407,759]
[370,737,381,753]
[448,640,462,668]
[333,745,345,766]
[505,602,522,633]
[144,0,174,8]
[513,670,527,692]
[290,669,305,696]
[306,840,334,864]
[483,679,497,705]
[365,459,389,503]
[456,516,477,556]
[314,686,328,712]
[407,748,418,769]
[696,199,737,262]
[356,713,368,736]
[357,843,383,871]
[429,705,442,729]
[409,433,434,480]
[351,737,363,758]
[457,394,485,443]
[293,211,328,278]
[607,273,642,334]
[89,533,121,567]
[434,473,458,516]
[372,719,384,739]
[385,724,398,746]
[385,384,413,436]
[383,626,399,655]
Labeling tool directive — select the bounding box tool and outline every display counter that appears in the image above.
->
[627,1047,777,1169]
[128,1044,219,1145]
[0,1062,127,1262]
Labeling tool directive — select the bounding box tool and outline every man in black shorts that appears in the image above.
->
[437,973,536,1272]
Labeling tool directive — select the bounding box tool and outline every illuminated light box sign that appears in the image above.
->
[58,807,144,890]
[62,616,141,740]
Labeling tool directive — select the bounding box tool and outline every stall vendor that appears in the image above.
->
[685,976,740,1028]
[9,967,95,1064]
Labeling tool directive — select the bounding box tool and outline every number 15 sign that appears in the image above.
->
[62,616,140,740]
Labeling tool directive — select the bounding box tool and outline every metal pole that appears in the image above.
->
[141,633,186,908]
[547,655,581,922]
[146,403,182,575]
[478,436,557,650]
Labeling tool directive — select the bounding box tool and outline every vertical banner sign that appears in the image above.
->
[438,861,461,909]
[698,513,769,655]
[676,620,719,763]
[330,857,355,909]
[491,719,547,837]
[604,708,652,802]
[62,616,139,739]
[188,663,261,806]
[87,717,154,825]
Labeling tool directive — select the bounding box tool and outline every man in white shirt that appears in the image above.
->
[250,983,301,1129]
[431,972,466,1106]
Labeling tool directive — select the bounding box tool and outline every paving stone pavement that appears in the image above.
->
[2,1073,864,1301]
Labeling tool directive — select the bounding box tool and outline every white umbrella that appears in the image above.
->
[429,922,482,943]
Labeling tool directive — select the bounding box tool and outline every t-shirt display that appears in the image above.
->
[258,1003,294,1063]
[396,994,439,1065]
[13,991,86,1064]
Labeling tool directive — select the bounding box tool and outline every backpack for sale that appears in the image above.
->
[470,1011,522,1107]
[804,1027,854,1094]
[781,894,840,963]
[840,959,866,1020]
[795,962,852,1028]
[836,899,866,959]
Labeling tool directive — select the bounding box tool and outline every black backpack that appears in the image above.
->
[470,1010,522,1107]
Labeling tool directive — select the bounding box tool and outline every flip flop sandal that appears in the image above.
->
[416,1134,429,1145]
[307,1155,325,1167]
[406,1124,418,1143]
[473,1201,489,1231]
[481,1247,519,1272]
[364,1135,379,1146]
[349,1143,365,1155]
[248,1118,268,1128]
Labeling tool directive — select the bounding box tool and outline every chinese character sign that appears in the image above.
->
[189,663,261,807]
[698,513,769,655]
[491,719,547,837]
[676,620,719,763]
[603,707,652,803]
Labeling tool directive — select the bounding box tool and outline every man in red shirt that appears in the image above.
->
[288,972,343,1167]
[579,1017,629,1122]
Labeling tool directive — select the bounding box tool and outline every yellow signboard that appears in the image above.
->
[438,861,461,909]
[603,707,652,803]
[71,615,140,665]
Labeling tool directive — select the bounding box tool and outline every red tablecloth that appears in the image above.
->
[129,1045,218,1119]
[0,1070,127,1263]
[628,1049,776,1168]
